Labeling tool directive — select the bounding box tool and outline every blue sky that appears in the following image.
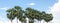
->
[0,0,57,11]
[0,0,60,23]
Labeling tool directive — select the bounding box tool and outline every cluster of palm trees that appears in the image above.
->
[6,6,53,23]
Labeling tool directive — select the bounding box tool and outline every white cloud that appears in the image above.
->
[28,3,35,6]
[0,21,5,23]
[52,19,60,23]
[49,0,60,23]
[0,7,9,10]
[50,0,60,19]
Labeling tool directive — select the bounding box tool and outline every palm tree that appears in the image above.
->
[7,9,15,23]
[34,10,43,23]
[41,11,47,23]
[44,14,53,23]
[25,7,35,23]
[14,6,23,23]
[7,6,25,23]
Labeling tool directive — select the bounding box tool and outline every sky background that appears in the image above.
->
[0,0,60,23]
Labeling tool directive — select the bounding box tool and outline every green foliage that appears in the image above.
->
[44,14,53,22]
[7,13,15,20]
[7,8,15,20]
[6,6,53,23]
[19,16,26,22]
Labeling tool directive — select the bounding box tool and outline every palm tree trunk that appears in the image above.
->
[29,19,31,23]
[21,21,24,23]
[11,19,12,23]
[29,19,34,23]
[43,21,44,23]
[21,21,26,23]
[47,22,48,23]
[38,21,39,23]
[17,18,18,23]
[40,21,41,23]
